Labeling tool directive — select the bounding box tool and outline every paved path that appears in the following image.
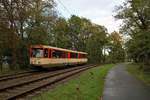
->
[102,64,150,100]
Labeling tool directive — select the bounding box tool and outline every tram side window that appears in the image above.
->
[49,49,51,58]
[62,52,67,58]
[32,48,43,57]
[70,53,78,58]
[80,54,86,58]
[52,50,62,58]
[83,54,87,58]
[44,49,48,58]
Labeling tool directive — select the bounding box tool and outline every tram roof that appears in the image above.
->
[30,45,87,54]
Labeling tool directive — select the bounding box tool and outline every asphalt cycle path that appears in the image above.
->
[102,63,150,100]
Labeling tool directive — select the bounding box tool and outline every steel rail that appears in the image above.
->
[0,70,37,81]
[0,65,96,100]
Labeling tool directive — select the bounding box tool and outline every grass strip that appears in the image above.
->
[127,63,150,86]
[33,64,114,100]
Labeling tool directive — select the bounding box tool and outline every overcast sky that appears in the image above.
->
[55,0,124,33]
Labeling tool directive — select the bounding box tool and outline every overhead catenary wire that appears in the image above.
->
[55,0,72,17]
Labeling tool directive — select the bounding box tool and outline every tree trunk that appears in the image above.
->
[10,25,17,70]
[0,58,2,71]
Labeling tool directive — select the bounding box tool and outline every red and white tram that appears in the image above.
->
[29,45,88,68]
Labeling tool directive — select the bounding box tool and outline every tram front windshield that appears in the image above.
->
[32,48,43,57]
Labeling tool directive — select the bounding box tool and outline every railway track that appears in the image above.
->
[0,70,38,82]
[0,65,96,100]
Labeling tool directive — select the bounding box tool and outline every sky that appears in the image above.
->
[55,0,124,33]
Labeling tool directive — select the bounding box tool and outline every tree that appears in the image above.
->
[0,0,57,69]
[68,15,84,50]
[68,15,93,51]
[52,17,71,48]
[115,0,150,70]
[86,25,108,63]
[0,0,23,68]
[107,31,125,63]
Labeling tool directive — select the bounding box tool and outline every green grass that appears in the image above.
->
[127,63,150,86]
[33,64,114,100]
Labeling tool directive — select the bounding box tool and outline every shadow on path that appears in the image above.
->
[102,63,150,100]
